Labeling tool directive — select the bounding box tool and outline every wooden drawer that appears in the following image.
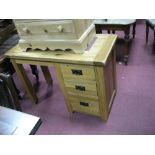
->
[64,79,98,99]
[69,97,100,116]
[60,64,96,80]
[15,20,76,39]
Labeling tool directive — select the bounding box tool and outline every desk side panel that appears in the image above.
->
[104,49,117,111]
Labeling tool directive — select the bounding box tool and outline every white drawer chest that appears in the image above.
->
[14,19,95,53]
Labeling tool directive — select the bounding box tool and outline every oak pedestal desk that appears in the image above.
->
[5,34,117,121]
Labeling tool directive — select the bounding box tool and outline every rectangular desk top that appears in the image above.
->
[5,34,117,66]
[0,106,42,135]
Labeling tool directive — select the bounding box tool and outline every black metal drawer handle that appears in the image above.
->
[80,102,89,107]
[75,85,85,91]
[71,69,83,75]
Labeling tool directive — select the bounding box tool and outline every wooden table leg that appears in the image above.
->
[108,30,111,34]
[146,22,149,43]
[95,26,102,34]
[11,59,38,104]
[132,22,136,39]
[40,66,53,85]
[124,28,130,65]
[153,30,155,53]
[30,65,39,81]
[9,78,22,111]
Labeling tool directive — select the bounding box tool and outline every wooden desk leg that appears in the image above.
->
[124,29,130,65]
[11,59,38,104]
[40,66,53,85]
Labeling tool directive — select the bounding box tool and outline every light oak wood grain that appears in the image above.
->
[5,35,117,121]
[54,63,73,113]
[11,59,38,104]
[5,35,117,66]
[69,97,100,116]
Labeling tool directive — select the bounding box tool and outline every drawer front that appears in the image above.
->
[45,20,75,33]
[60,64,96,80]
[64,79,98,97]
[16,23,44,35]
[15,20,75,36]
[69,97,100,116]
